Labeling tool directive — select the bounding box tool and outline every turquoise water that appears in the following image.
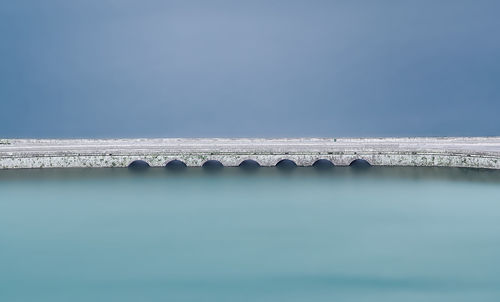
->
[1,167,500,302]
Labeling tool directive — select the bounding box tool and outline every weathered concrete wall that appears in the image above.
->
[1,137,500,169]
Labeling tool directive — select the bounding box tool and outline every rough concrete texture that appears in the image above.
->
[1,137,500,169]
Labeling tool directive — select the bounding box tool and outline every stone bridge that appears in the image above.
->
[1,137,500,169]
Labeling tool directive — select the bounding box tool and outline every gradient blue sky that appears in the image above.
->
[1,0,499,138]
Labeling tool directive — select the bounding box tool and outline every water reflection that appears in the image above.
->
[2,166,500,184]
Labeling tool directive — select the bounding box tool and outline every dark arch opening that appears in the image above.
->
[276,159,297,170]
[165,159,187,170]
[202,160,224,170]
[350,159,371,168]
[239,159,261,170]
[312,159,335,169]
[128,160,150,170]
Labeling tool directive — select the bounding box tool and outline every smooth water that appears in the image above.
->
[1,167,500,302]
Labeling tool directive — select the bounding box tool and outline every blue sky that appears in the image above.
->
[1,0,499,138]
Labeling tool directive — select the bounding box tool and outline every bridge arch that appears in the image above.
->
[312,159,334,169]
[276,159,297,169]
[350,159,371,168]
[239,159,261,170]
[165,159,187,170]
[128,160,150,169]
[202,160,224,170]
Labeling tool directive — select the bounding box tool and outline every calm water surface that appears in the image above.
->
[1,167,500,301]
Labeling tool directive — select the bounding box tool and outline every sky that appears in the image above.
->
[1,0,499,138]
